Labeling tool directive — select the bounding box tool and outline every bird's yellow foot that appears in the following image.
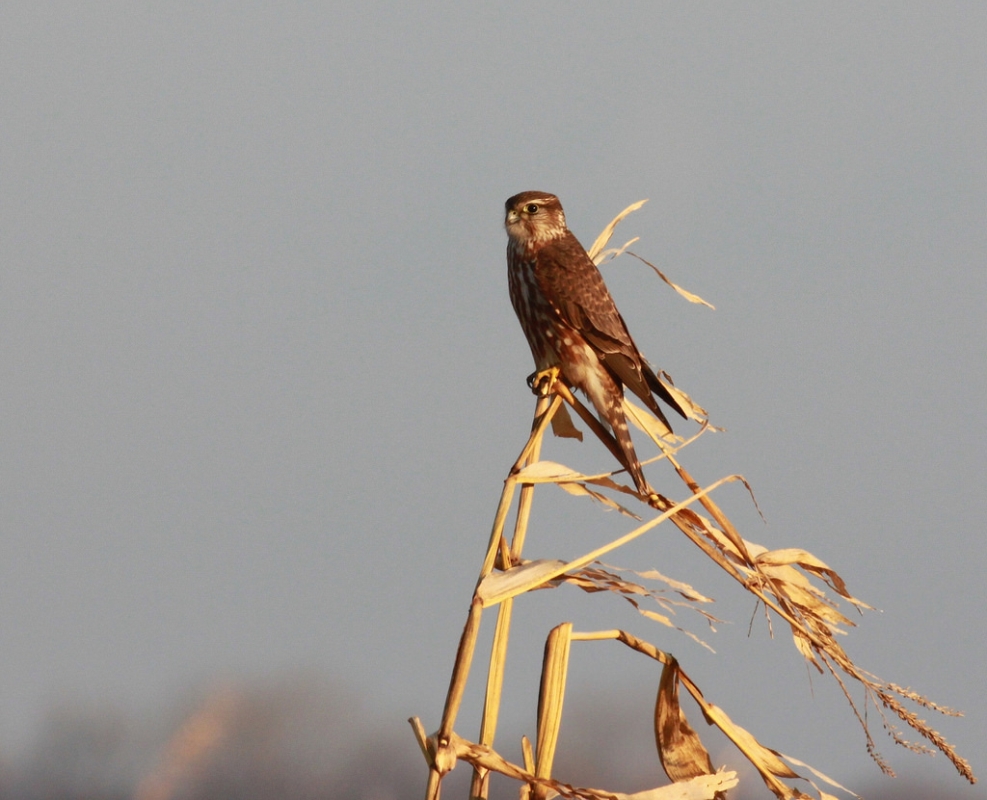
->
[526,366,561,396]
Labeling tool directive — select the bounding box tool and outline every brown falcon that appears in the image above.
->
[505,191,688,495]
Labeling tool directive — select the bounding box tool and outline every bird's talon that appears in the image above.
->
[527,367,561,396]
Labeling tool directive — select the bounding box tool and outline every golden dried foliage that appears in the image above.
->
[411,202,975,800]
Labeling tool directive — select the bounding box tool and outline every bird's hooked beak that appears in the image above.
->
[505,209,520,227]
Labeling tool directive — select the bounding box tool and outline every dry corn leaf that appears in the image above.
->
[679,500,763,574]
[477,559,569,607]
[627,251,715,310]
[443,727,738,800]
[561,566,717,650]
[484,559,718,646]
[791,629,822,670]
[625,567,715,604]
[664,489,753,566]
[557,480,641,518]
[514,461,641,516]
[755,548,871,609]
[577,565,716,611]
[536,623,573,789]
[655,660,715,783]
[606,630,819,799]
[493,484,730,618]
[582,474,641,497]
[551,403,584,440]
[625,396,675,439]
[780,752,860,799]
[657,375,709,423]
[639,608,676,627]
[614,772,738,800]
[476,492,706,608]
[595,235,640,265]
[516,461,587,483]
[764,575,851,629]
[587,199,649,262]
[698,701,802,799]
[629,605,717,650]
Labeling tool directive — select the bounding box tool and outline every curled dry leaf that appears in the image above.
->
[551,403,583,440]
[755,548,872,610]
[535,623,573,794]
[612,630,816,799]
[655,660,716,784]
[587,199,649,262]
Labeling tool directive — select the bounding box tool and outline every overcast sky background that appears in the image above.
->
[1,3,985,797]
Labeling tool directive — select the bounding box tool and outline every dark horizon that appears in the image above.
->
[2,675,981,800]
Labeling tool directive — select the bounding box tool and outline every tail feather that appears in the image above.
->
[606,399,652,496]
[643,364,689,421]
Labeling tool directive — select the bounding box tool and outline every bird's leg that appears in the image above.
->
[526,365,561,397]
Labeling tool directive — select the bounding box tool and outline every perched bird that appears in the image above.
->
[504,190,687,495]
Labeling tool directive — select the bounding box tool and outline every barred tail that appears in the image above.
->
[607,399,652,496]
[574,351,654,496]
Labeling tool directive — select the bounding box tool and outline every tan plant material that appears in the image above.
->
[587,200,649,263]
[550,402,584,440]
[413,201,976,800]
[654,660,715,784]
[534,624,573,799]
[626,250,715,310]
[587,199,715,312]
[410,722,739,800]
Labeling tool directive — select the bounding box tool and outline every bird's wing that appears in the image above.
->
[535,235,634,349]
[536,235,688,421]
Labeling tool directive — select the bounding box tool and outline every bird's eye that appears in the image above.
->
[524,203,539,214]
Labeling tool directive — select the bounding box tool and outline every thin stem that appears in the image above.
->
[438,596,484,742]
[472,393,555,800]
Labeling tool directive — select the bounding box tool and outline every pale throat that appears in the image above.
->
[507,215,568,254]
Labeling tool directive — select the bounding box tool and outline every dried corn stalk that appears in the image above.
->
[411,202,975,800]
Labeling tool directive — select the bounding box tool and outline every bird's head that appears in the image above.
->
[504,192,567,248]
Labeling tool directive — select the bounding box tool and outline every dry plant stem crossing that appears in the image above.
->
[414,200,976,799]
[554,382,813,638]
[470,392,555,799]
[430,392,560,800]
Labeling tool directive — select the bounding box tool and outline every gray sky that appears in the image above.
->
[1,2,984,796]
